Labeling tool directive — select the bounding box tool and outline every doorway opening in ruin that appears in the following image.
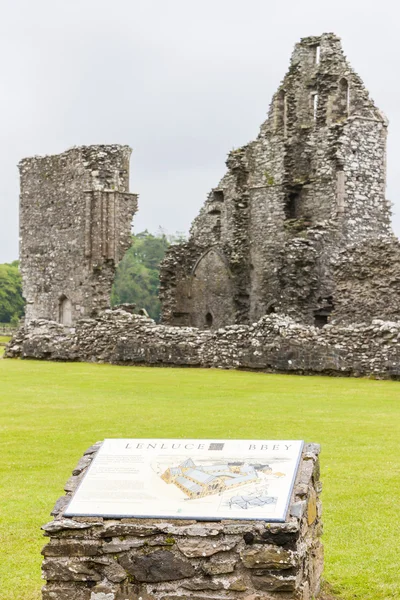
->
[205,312,213,328]
[314,297,334,328]
[59,295,72,326]
[314,314,328,328]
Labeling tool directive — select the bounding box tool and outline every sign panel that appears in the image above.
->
[65,439,304,522]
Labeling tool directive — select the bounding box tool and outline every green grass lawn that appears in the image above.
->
[0,336,10,357]
[1,359,399,600]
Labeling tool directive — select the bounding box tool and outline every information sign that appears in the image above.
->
[65,439,304,522]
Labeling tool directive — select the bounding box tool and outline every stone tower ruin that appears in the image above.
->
[160,33,392,329]
[19,145,137,325]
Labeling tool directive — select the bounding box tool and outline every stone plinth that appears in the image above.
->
[41,443,323,600]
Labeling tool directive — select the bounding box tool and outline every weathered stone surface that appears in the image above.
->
[118,550,195,582]
[240,546,297,570]
[42,540,101,557]
[181,579,224,591]
[103,562,127,583]
[202,556,237,575]
[51,495,70,517]
[290,501,307,520]
[177,537,238,557]
[42,584,91,600]
[251,572,296,592]
[307,488,317,525]
[100,522,162,537]
[42,519,102,533]
[64,476,82,493]
[73,455,92,475]
[228,577,248,591]
[102,539,144,553]
[42,558,103,582]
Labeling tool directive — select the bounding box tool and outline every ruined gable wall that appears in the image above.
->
[20,145,137,324]
[160,33,392,329]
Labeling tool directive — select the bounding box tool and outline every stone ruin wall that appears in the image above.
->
[333,238,400,324]
[6,309,400,379]
[6,32,400,378]
[20,145,137,325]
[160,33,393,330]
[41,442,322,600]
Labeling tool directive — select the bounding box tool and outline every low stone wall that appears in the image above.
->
[42,442,323,600]
[5,309,400,378]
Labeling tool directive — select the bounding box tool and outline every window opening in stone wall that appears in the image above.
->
[208,190,224,215]
[205,312,213,327]
[275,89,287,135]
[267,304,276,314]
[332,78,349,121]
[284,187,303,220]
[312,93,319,121]
[314,45,321,65]
[213,190,224,203]
[59,295,72,326]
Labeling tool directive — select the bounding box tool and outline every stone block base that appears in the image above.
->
[41,443,323,600]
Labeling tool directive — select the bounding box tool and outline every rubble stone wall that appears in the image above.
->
[41,442,323,600]
[6,311,400,379]
[332,237,400,324]
[19,145,138,325]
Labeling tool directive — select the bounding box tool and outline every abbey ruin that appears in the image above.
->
[160,33,400,329]
[6,33,400,378]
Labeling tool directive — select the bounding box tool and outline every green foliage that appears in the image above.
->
[111,230,184,321]
[0,261,24,323]
[1,361,400,599]
[264,171,275,185]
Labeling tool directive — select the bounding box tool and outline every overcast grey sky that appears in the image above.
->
[1,0,399,262]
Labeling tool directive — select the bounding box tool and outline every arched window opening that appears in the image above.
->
[205,312,213,328]
[59,295,72,326]
[267,304,276,315]
[314,45,321,65]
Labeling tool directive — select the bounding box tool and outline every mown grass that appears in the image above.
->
[0,336,10,357]
[0,359,399,600]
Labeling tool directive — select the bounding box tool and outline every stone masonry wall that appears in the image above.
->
[41,442,322,600]
[19,145,138,325]
[160,33,392,330]
[332,237,400,324]
[6,310,400,379]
